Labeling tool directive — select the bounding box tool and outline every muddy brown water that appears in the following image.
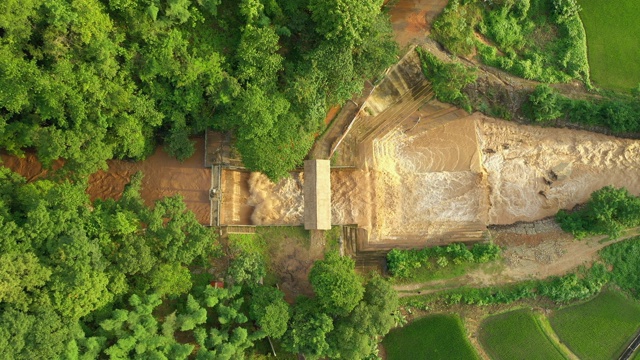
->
[243,112,640,241]
[1,138,211,225]
[387,0,449,48]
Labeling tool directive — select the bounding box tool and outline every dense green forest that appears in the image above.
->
[0,167,398,359]
[0,0,397,180]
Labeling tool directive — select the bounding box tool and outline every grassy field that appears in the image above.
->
[479,309,566,360]
[550,289,640,360]
[383,314,479,360]
[578,0,640,91]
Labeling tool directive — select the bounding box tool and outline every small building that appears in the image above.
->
[304,159,331,230]
[210,280,225,289]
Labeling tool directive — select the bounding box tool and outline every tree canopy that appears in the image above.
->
[0,166,219,358]
[285,252,399,359]
[557,186,640,239]
[309,251,364,317]
[0,0,398,180]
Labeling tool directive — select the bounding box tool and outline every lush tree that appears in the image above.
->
[557,186,640,239]
[283,297,334,359]
[308,0,383,45]
[325,275,398,359]
[309,251,364,317]
[177,294,208,331]
[528,85,563,123]
[99,293,194,359]
[150,263,193,297]
[227,251,266,287]
[0,306,85,359]
[0,167,218,358]
[249,286,290,339]
[190,285,258,359]
[0,0,398,180]
[0,252,51,308]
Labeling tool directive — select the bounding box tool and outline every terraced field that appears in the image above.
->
[550,289,640,360]
[479,309,566,360]
[383,314,479,360]
[578,0,640,90]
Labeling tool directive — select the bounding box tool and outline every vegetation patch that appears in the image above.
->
[387,243,501,281]
[578,0,640,91]
[0,0,398,180]
[479,309,566,360]
[600,238,640,298]
[550,289,640,359]
[402,262,608,310]
[416,48,477,112]
[383,314,479,360]
[432,0,590,85]
[556,186,640,239]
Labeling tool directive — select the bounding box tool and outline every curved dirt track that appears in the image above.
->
[394,226,640,296]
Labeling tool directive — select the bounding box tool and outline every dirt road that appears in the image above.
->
[394,226,640,296]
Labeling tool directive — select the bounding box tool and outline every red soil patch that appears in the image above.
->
[388,0,449,48]
[324,105,342,125]
[2,139,211,225]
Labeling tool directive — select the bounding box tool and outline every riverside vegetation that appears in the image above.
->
[0,0,398,181]
[0,165,400,359]
[432,0,590,85]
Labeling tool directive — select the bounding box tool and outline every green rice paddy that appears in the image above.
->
[578,0,640,91]
[550,289,640,360]
[479,309,566,360]
[383,314,479,360]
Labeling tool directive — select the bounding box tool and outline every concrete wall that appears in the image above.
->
[304,160,331,230]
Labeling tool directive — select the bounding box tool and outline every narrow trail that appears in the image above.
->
[394,228,640,296]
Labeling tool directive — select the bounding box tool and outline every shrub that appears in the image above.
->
[386,243,501,278]
[528,85,563,122]
[552,0,581,24]
[431,0,590,85]
[537,263,608,302]
[557,186,640,239]
[472,243,502,263]
[416,48,477,112]
[387,249,421,278]
[431,0,480,57]
[563,96,640,132]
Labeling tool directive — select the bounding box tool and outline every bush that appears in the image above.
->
[431,0,480,57]
[552,0,581,24]
[416,48,477,112]
[472,243,502,263]
[537,263,609,302]
[528,85,563,122]
[386,243,501,278]
[386,249,422,278]
[556,186,640,239]
[563,96,640,132]
[431,0,590,85]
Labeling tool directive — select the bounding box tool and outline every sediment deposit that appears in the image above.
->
[479,117,640,224]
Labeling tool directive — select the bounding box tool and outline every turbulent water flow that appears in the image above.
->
[367,128,487,240]
[479,117,640,224]
[246,114,640,241]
